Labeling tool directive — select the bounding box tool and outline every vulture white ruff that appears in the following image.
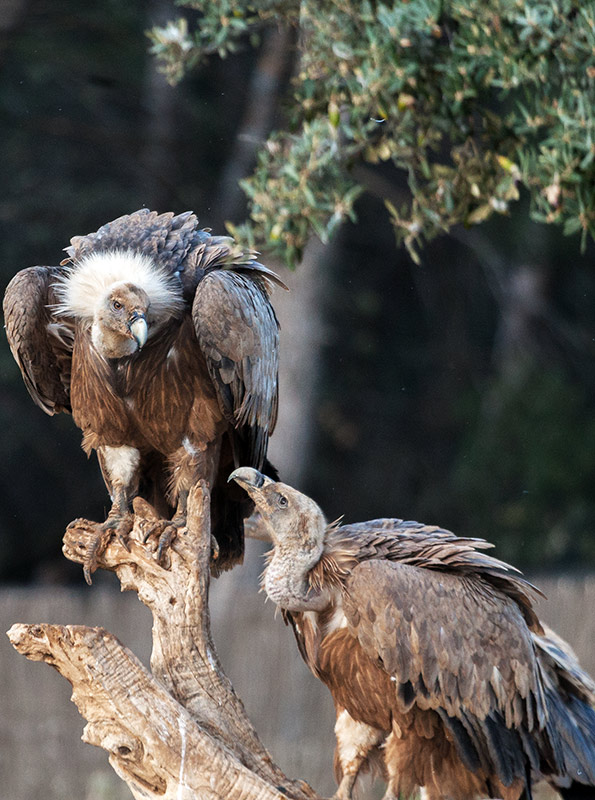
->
[52,249,184,324]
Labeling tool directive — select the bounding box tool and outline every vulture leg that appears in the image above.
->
[140,440,221,566]
[331,709,385,800]
[80,446,139,583]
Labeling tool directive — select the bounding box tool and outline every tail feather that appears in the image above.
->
[547,690,595,784]
[536,628,595,794]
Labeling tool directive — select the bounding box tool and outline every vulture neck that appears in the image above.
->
[265,548,330,612]
[265,521,354,613]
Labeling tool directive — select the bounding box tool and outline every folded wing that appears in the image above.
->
[3,266,73,415]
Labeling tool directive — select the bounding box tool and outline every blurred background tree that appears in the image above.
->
[151,0,595,264]
[1,0,594,582]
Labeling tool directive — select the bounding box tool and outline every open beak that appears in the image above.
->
[129,313,148,349]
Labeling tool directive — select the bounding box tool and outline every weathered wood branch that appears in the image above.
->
[7,482,320,800]
[7,622,287,800]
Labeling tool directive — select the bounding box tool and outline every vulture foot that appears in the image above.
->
[82,513,134,585]
[141,515,220,569]
[141,516,186,569]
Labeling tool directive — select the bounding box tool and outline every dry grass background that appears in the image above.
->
[0,550,593,800]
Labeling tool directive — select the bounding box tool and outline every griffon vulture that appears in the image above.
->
[230,468,595,800]
[3,209,283,580]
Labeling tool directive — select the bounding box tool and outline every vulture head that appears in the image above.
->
[92,282,149,358]
[53,248,185,360]
[230,467,331,611]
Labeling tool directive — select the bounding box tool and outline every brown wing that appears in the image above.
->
[342,559,564,782]
[3,266,73,414]
[192,270,279,469]
[335,518,544,631]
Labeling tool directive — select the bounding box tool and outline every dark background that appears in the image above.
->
[1,0,594,583]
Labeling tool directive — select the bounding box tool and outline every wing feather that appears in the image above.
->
[343,559,548,726]
[534,626,595,783]
[3,266,73,414]
[341,558,573,784]
[335,517,544,630]
[192,270,279,469]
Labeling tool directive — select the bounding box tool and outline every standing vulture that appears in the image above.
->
[230,468,595,800]
[3,209,283,580]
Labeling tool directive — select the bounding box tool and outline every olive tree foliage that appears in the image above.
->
[150,0,595,264]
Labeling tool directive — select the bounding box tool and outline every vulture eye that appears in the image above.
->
[112,299,123,311]
[277,494,288,509]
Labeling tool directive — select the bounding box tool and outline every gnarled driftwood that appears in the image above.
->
[7,481,320,800]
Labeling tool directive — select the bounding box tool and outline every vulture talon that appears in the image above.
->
[138,517,185,567]
[82,513,133,585]
[141,520,165,545]
[82,525,114,586]
[156,524,180,567]
[142,514,219,568]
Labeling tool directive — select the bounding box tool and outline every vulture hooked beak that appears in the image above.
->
[229,468,276,542]
[228,467,272,494]
[128,312,148,349]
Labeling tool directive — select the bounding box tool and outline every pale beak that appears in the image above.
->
[228,466,270,489]
[129,314,148,349]
[229,468,276,541]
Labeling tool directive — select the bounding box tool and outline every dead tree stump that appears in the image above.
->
[7,481,320,800]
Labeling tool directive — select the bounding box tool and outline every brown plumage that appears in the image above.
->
[230,468,595,800]
[4,209,284,578]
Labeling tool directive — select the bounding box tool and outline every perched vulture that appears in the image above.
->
[3,209,283,580]
[230,468,595,800]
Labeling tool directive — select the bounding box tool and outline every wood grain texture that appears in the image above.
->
[7,622,282,800]
[8,483,319,800]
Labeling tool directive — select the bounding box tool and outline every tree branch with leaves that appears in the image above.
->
[150,0,595,264]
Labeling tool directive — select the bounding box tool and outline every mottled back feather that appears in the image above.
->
[62,209,198,275]
[312,518,544,631]
[62,208,287,297]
